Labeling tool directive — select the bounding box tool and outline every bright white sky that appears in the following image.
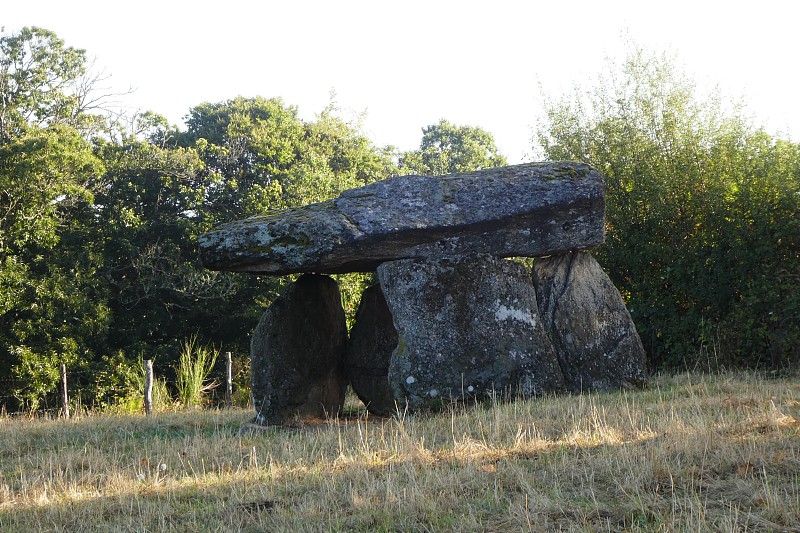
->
[5,1,799,163]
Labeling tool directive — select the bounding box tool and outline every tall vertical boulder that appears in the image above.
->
[378,255,564,412]
[250,274,348,425]
[532,251,648,392]
[345,284,398,416]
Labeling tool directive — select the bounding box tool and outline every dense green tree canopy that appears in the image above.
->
[399,119,506,175]
[0,125,107,408]
[180,97,395,219]
[0,27,111,408]
[0,26,102,141]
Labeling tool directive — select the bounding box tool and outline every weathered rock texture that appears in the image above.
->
[532,251,648,392]
[198,161,650,422]
[378,255,564,412]
[250,274,348,425]
[344,285,398,416]
[199,162,605,274]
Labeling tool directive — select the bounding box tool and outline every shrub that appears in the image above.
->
[536,44,800,370]
[96,352,172,413]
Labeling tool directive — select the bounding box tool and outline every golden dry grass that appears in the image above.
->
[1,372,798,532]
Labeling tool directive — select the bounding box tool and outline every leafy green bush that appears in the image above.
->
[537,45,800,370]
[95,352,171,413]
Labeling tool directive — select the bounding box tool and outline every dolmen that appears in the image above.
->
[199,162,648,424]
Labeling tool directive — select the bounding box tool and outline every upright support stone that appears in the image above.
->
[251,274,348,425]
[345,284,398,416]
[532,251,648,392]
[378,255,564,412]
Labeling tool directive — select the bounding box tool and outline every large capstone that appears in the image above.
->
[532,251,648,393]
[199,162,605,275]
[345,284,398,416]
[377,255,564,412]
[250,274,348,425]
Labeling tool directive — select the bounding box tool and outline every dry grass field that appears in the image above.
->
[1,372,798,532]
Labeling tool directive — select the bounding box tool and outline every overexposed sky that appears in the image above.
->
[5,1,799,162]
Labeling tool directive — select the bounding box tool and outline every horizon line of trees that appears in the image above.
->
[0,27,797,411]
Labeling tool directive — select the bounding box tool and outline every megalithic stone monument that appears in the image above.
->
[199,162,648,424]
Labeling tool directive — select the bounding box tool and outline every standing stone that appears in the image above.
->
[250,274,348,425]
[532,251,648,393]
[378,255,564,412]
[345,284,398,416]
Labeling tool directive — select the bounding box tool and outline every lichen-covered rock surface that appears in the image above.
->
[532,251,648,392]
[199,162,605,275]
[250,274,348,425]
[378,255,564,412]
[344,284,398,416]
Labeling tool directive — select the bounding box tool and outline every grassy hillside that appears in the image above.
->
[1,372,798,532]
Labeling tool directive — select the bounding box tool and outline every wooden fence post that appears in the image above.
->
[60,363,70,420]
[144,359,153,416]
[225,352,233,409]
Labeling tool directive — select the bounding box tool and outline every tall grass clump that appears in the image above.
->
[174,335,219,408]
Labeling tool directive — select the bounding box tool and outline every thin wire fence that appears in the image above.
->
[0,352,238,418]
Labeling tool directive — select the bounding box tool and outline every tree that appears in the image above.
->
[180,96,395,218]
[0,26,107,142]
[0,125,107,409]
[92,132,226,362]
[399,119,507,175]
[536,45,800,369]
[0,27,111,409]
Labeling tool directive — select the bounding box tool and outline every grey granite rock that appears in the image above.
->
[250,274,348,425]
[344,284,398,416]
[199,162,605,275]
[532,251,648,393]
[377,255,564,412]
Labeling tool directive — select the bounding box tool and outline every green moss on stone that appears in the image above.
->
[395,335,407,357]
[552,164,586,180]
[273,233,311,247]
[249,232,312,255]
